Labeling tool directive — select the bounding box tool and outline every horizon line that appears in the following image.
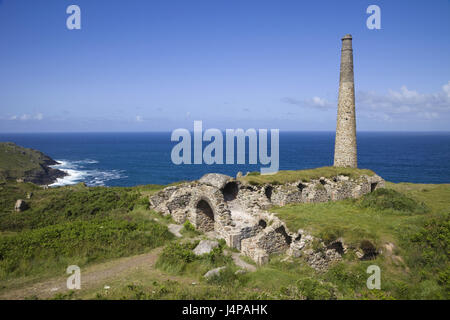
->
[1,130,450,134]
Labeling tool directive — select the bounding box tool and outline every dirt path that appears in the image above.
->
[0,248,164,300]
[231,252,257,272]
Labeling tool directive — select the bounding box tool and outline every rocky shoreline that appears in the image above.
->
[0,142,67,185]
[23,160,67,185]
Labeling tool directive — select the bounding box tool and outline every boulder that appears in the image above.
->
[14,199,28,212]
[199,173,232,189]
[193,240,219,256]
[168,224,183,238]
[203,266,226,278]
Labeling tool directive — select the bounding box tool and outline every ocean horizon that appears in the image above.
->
[1,131,449,186]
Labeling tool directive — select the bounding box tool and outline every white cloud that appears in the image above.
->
[283,81,450,122]
[7,113,44,121]
[282,96,333,110]
[135,115,144,122]
[357,81,450,120]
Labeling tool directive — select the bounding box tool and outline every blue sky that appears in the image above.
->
[0,0,449,132]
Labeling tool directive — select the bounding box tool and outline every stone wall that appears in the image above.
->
[149,171,385,268]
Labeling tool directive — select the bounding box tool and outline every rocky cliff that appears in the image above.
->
[0,142,66,185]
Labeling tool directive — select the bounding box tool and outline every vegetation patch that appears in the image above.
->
[0,217,173,280]
[0,183,142,231]
[239,166,375,186]
[272,183,450,299]
[358,188,429,214]
[180,220,201,237]
[156,240,232,278]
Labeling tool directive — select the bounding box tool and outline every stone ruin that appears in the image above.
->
[150,172,384,270]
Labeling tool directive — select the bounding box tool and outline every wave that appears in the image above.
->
[49,159,126,187]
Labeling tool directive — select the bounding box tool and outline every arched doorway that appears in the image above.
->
[195,199,215,231]
[222,182,239,201]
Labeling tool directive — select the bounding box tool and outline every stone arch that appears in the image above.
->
[222,181,239,201]
[195,198,215,232]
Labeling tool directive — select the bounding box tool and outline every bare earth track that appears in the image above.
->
[0,248,166,300]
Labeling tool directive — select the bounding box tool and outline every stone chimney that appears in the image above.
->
[334,34,357,168]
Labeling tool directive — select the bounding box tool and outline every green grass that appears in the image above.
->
[358,188,429,214]
[0,216,173,281]
[0,182,144,231]
[0,174,449,300]
[0,181,172,283]
[239,166,375,185]
[180,220,201,237]
[0,142,60,183]
[272,184,450,299]
[155,239,232,279]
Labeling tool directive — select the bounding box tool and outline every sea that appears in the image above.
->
[0,132,449,186]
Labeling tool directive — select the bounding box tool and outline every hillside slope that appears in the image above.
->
[0,142,66,185]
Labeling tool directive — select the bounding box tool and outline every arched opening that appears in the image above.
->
[370,182,378,192]
[327,241,345,255]
[297,183,306,194]
[360,240,378,260]
[222,182,239,201]
[275,226,292,245]
[258,219,267,229]
[195,199,215,232]
[264,186,273,200]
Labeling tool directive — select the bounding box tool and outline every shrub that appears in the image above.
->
[156,240,232,276]
[205,266,238,286]
[295,278,337,300]
[0,217,172,280]
[155,242,198,274]
[408,216,449,272]
[358,188,429,214]
[181,220,200,237]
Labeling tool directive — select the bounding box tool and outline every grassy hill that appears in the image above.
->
[0,142,66,185]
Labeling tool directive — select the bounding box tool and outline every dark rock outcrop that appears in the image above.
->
[0,142,66,185]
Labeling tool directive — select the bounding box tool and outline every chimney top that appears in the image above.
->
[342,34,352,40]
